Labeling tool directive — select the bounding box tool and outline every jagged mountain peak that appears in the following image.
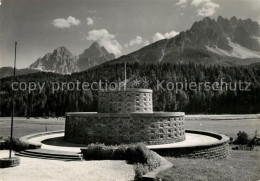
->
[25,16,260,75]
[105,16,260,66]
[77,42,115,71]
[89,41,100,49]
[29,46,78,74]
[52,46,74,57]
[28,42,115,74]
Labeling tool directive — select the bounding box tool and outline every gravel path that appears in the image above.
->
[0,151,135,181]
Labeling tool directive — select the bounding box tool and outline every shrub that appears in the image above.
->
[248,130,260,147]
[232,130,260,151]
[114,144,128,160]
[81,143,115,160]
[233,131,249,145]
[81,143,161,180]
[81,143,155,163]
[125,144,148,164]
[134,163,150,181]
[4,137,29,152]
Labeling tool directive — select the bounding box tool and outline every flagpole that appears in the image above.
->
[9,41,17,158]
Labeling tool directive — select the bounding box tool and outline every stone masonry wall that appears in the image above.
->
[150,142,230,159]
[98,89,153,113]
[65,115,185,145]
[150,130,230,159]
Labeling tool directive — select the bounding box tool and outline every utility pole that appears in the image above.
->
[124,62,127,89]
[9,41,17,158]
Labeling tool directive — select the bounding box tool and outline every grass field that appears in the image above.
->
[0,117,65,138]
[185,118,260,139]
[156,149,260,181]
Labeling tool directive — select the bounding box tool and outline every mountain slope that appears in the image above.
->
[0,67,41,78]
[29,46,79,74]
[77,42,115,71]
[106,16,260,66]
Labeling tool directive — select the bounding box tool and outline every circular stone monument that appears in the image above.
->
[65,89,185,145]
[18,88,230,159]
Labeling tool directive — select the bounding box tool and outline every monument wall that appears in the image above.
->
[65,112,185,145]
[98,89,153,113]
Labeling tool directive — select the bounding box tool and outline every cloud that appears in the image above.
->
[176,0,188,8]
[152,33,165,42]
[152,31,179,42]
[86,29,122,56]
[143,40,150,46]
[164,31,180,38]
[125,36,150,47]
[52,16,80,28]
[176,0,219,17]
[191,0,219,16]
[86,17,94,25]
[191,0,207,7]
[129,36,143,46]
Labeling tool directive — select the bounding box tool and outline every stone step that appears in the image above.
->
[24,149,82,157]
[15,152,80,161]
[16,149,83,161]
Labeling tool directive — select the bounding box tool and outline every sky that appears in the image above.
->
[0,0,260,68]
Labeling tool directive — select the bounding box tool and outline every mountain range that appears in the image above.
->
[107,16,260,66]
[29,42,115,74]
[1,16,260,78]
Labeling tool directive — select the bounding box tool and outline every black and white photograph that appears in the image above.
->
[0,0,259,180]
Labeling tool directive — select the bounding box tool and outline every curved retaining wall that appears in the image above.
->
[65,112,185,145]
[19,130,65,149]
[98,89,153,113]
[150,130,230,159]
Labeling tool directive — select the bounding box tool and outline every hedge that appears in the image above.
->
[81,143,161,180]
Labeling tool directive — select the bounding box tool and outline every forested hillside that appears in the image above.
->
[0,63,259,116]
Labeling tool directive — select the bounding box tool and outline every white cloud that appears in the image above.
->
[191,0,219,16]
[86,17,94,25]
[176,0,188,8]
[143,40,150,46]
[164,31,180,38]
[86,29,122,56]
[125,36,150,48]
[176,0,219,17]
[191,0,208,7]
[52,16,80,28]
[152,33,165,42]
[152,31,179,42]
[129,36,143,46]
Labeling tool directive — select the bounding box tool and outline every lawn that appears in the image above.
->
[156,149,260,181]
[0,117,65,138]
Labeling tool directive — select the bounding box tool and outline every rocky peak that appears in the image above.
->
[29,46,78,74]
[77,42,115,71]
[89,42,100,49]
[52,46,74,57]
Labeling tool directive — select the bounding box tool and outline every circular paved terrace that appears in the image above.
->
[20,130,230,159]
